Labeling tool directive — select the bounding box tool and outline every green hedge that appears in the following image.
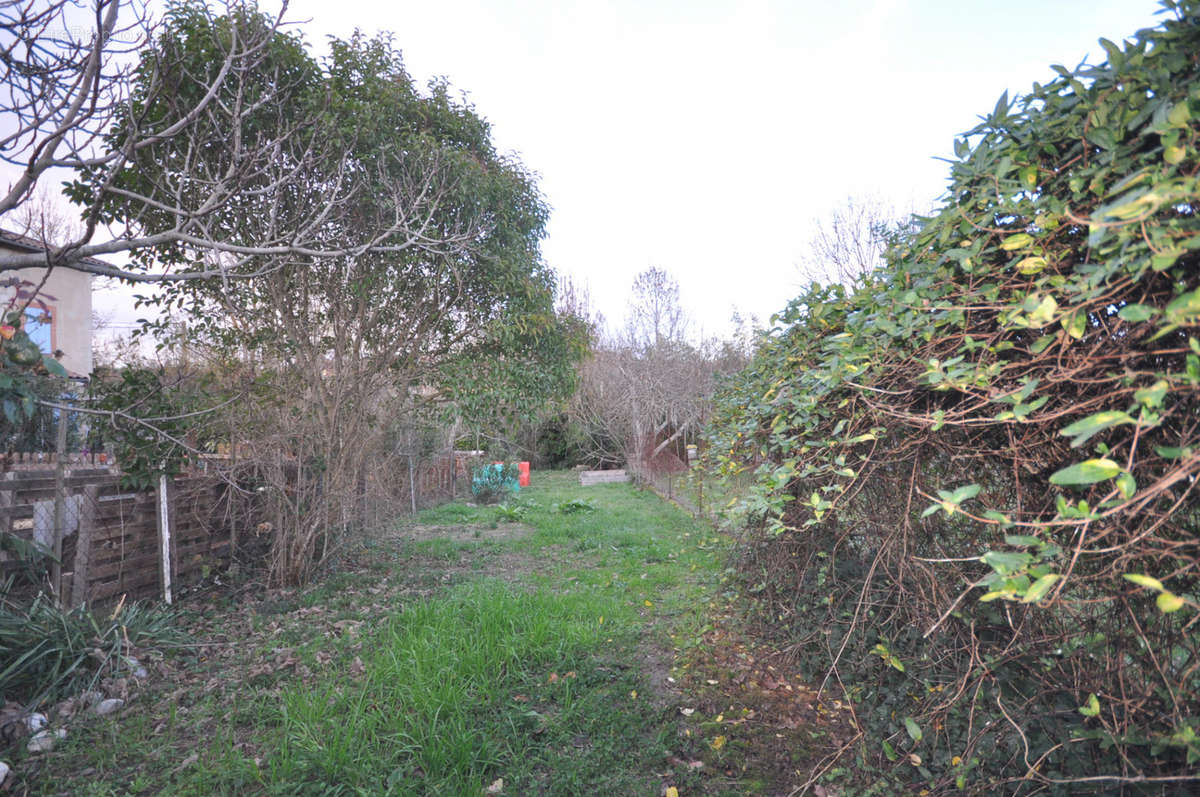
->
[708,3,1200,792]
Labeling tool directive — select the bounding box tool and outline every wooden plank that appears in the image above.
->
[579,469,630,486]
[70,485,98,607]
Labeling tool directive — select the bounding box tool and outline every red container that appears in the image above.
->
[518,461,530,487]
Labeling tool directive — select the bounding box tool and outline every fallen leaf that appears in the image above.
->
[169,752,200,776]
[665,787,679,797]
[680,708,695,716]
[485,777,504,794]
[710,735,726,751]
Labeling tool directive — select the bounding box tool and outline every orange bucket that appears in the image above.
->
[518,461,531,487]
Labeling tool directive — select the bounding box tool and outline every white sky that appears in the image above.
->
[284,0,1167,336]
[76,0,1174,338]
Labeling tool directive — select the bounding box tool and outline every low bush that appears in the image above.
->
[0,590,180,711]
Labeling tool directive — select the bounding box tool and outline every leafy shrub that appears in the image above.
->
[471,463,519,505]
[555,498,596,515]
[708,4,1200,792]
[493,502,530,523]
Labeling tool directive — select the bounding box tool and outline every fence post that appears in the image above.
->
[71,485,98,608]
[408,453,417,514]
[51,406,68,605]
[157,474,173,604]
[0,474,12,554]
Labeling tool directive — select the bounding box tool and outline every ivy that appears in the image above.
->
[708,2,1200,791]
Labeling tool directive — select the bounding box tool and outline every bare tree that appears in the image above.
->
[6,187,85,246]
[572,268,744,472]
[0,1,476,282]
[798,195,901,287]
[623,266,687,351]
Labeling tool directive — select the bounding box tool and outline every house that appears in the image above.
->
[0,228,99,378]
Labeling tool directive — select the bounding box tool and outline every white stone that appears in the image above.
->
[92,698,124,716]
[0,760,10,784]
[123,656,149,679]
[24,712,47,733]
[27,729,65,754]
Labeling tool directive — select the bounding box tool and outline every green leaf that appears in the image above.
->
[946,483,981,503]
[1165,289,1200,325]
[42,356,67,377]
[1004,535,1041,547]
[1059,411,1135,447]
[1063,311,1086,339]
[1157,592,1185,613]
[1116,471,1137,499]
[1015,256,1047,275]
[882,739,898,762]
[1049,458,1122,485]
[1079,693,1100,717]
[1028,294,1058,326]
[1030,335,1055,354]
[1123,573,1164,592]
[1164,144,1186,165]
[904,717,923,743]
[1022,573,1060,603]
[1001,233,1034,251]
[982,551,1033,574]
[1118,304,1157,322]
[1134,380,1168,409]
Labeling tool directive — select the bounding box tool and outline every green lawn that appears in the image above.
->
[22,472,737,796]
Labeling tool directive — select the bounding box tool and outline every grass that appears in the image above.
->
[19,471,738,796]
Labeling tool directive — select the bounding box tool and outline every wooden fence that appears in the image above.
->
[0,452,476,607]
[0,468,239,607]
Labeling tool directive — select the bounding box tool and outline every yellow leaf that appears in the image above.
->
[711,735,726,751]
[909,753,922,766]
[666,789,679,797]
[715,713,724,723]
[630,690,638,700]
[644,600,653,607]
[1157,592,1185,613]
[951,756,962,766]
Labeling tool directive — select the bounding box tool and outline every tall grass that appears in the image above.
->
[271,580,649,794]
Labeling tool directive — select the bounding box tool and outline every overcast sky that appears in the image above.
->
[79,0,1169,339]
[279,0,1167,335]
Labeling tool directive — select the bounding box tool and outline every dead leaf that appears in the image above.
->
[485,777,504,794]
[170,752,200,776]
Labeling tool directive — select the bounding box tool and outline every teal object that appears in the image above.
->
[471,463,519,500]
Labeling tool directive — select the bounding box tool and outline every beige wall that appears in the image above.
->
[0,265,93,378]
